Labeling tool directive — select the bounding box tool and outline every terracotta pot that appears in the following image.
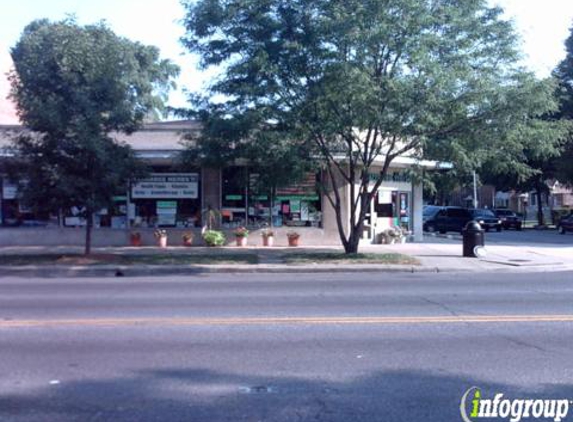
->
[158,236,168,248]
[236,236,248,247]
[183,238,193,247]
[130,237,142,247]
[262,236,274,247]
[287,236,300,247]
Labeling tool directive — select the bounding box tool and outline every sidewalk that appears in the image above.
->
[0,236,571,277]
[367,241,567,271]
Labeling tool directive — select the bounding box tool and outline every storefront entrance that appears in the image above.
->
[361,188,410,243]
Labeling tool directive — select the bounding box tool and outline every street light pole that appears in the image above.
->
[473,171,478,209]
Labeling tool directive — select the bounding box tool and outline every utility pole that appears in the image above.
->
[473,171,478,209]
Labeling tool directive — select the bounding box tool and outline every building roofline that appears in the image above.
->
[0,119,200,131]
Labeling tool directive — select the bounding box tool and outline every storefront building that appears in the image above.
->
[0,121,443,246]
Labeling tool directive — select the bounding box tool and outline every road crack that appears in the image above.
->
[498,334,549,354]
[418,296,463,318]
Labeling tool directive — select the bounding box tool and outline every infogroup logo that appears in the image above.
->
[460,387,571,422]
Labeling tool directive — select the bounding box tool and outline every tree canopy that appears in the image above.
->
[554,22,573,185]
[9,18,179,253]
[182,0,566,252]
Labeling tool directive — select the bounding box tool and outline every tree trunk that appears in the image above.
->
[343,213,366,254]
[269,186,275,228]
[344,231,361,254]
[535,182,544,227]
[85,210,93,255]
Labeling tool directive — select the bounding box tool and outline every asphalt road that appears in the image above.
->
[497,230,573,246]
[2,271,573,422]
[449,226,573,246]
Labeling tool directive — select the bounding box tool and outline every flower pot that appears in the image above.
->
[262,236,274,247]
[157,236,167,248]
[183,239,193,247]
[130,237,142,247]
[287,236,300,247]
[236,236,248,247]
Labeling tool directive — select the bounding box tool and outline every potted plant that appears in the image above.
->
[182,232,194,247]
[398,227,411,243]
[129,231,142,247]
[234,226,249,247]
[202,230,226,247]
[380,226,409,244]
[380,227,398,244]
[286,231,300,247]
[261,228,274,247]
[154,229,168,248]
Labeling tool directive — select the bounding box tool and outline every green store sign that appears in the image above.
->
[275,195,319,201]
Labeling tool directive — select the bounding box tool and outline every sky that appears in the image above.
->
[1,0,573,124]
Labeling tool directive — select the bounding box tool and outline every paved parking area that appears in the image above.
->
[409,228,573,269]
[481,227,573,246]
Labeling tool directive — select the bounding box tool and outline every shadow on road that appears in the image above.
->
[2,368,572,421]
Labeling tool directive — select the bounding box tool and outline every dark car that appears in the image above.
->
[493,209,522,230]
[423,207,473,234]
[470,209,502,232]
[423,205,443,223]
[424,207,502,234]
[558,214,573,234]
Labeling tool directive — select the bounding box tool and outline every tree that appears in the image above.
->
[554,22,573,185]
[9,19,179,254]
[457,76,568,225]
[182,0,563,253]
[464,25,573,226]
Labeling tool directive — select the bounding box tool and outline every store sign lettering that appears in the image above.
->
[368,172,411,183]
[131,173,199,199]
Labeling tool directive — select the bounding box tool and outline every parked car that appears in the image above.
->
[423,207,473,234]
[492,209,522,230]
[423,205,443,223]
[470,209,502,232]
[423,207,502,233]
[558,213,573,234]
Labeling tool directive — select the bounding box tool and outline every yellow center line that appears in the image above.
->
[2,314,573,328]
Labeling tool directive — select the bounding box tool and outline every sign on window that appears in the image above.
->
[131,173,199,199]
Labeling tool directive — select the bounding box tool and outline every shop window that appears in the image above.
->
[247,172,271,227]
[375,190,393,217]
[221,168,322,228]
[273,173,322,228]
[222,167,248,226]
[130,171,201,228]
[94,195,128,228]
[1,177,55,227]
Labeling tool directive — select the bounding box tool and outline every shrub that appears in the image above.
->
[154,229,167,239]
[286,231,300,240]
[233,226,249,238]
[202,230,226,247]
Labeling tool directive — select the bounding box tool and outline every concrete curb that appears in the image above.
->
[0,263,571,278]
[0,264,434,277]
